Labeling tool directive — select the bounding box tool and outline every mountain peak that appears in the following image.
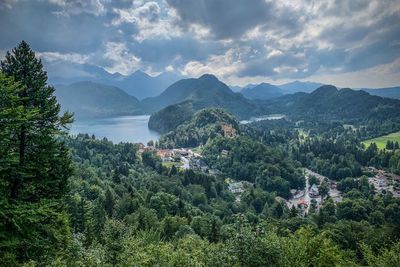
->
[131,70,151,78]
[311,85,338,95]
[199,73,219,82]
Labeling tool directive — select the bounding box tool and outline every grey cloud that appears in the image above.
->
[0,0,399,86]
[167,0,273,39]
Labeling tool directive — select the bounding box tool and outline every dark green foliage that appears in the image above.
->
[148,100,195,133]
[0,41,73,264]
[158,108,240,148]
[203,136,305,197]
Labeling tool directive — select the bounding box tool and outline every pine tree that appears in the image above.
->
[0,41,73,263]
[0,73,31,190]
[1,40,73,200]
[105,188,115,217]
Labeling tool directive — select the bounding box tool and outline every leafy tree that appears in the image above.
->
[319,179,330,200]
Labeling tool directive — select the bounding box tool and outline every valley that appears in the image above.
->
[2,32,400,265]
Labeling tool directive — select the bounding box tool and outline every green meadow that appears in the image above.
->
[363,131,400,149]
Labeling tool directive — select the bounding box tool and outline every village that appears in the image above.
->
[136,143,400,216]
[285,169,343,216]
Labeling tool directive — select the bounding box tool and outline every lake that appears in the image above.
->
[240,114,286,124]
[70,115,160,144]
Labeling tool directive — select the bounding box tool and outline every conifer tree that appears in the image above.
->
[0,41,73,263]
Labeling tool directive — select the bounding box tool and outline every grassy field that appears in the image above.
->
[162,161,183,168]
[362,131,400,149]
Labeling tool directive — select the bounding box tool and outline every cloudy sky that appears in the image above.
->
[1,0,400,88]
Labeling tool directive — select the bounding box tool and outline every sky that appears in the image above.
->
[0,0,400,88]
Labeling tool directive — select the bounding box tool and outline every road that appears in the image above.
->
[287,169,329,214]
[181,157,190,169]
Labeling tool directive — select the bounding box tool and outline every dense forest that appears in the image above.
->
[157,108,240,148]
[1,42,400,267]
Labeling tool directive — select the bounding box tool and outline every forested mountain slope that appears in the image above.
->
[142,74,260,118]
[158,108,240,147]
[55,81,143,119]
[264,85,400,121]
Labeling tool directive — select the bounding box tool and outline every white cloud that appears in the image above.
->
[49,0,106,16]
[103,42,141,75]
[0,0,18,9]
[36,51,90,64]
[165,65,174,72]
[311,57,400,88]
[112,1,182,42]
[181,48,246,83]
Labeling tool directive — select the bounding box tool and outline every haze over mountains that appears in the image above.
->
[362,87,400,100]
[49,64,182,100]
[55,81,142,119]
[240,83,283,100]
[53,67,400,121]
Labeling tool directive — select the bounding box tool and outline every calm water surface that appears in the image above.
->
[240,114,286,124]
[70,115,160,144]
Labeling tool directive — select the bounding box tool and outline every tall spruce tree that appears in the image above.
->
[0,40,73,200]
[0,41,73,264]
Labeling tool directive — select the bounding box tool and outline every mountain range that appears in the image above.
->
[262,85,400,121]
[54,69,400,123]
[48,63,182,100]
[48,63,400,102]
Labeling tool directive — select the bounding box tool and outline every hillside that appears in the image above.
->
[264,85,400,121]
[241,82,283,100]
[148,101,195,133]
[142,74,260,118]
[158,108,240,148]
[55,81,143,119]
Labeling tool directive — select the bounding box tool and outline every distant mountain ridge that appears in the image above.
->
[55,73,400,125]
[278,81,324,94]
[362,87,400,100]
[47,63,182,100]
[55,81,143,119]
[241,82,283,100]
[231,81,324,95]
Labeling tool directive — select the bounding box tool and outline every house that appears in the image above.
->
[309,184,319,198]
[221,150,229,157]
[173,149,190,157]
[229,182,244,194]
[156,149,173,158]
[297,199,308,208]
[162,156,174,163]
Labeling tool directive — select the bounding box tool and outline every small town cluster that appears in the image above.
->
[137,143,400,216]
